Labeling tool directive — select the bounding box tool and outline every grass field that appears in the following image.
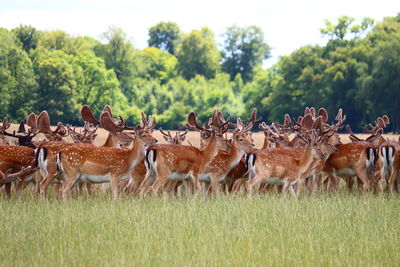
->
[0,192,399,266]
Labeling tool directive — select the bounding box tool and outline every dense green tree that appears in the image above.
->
[95,26,136,95]
[148,22,181,55]
[32,50,79,123]
[132,47,177,83]
[176,27,220,80]
[37,30,69,50]
[11,25,42,53]
[359,35,400,131]
[320,16,356,40]
[0,29,38,120]
[72,51,128,116]
[222,25,270,82]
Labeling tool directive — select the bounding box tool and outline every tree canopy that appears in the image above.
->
[1,14,400,131]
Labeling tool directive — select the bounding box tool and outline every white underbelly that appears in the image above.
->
[336,168,356,177]
[79,173,111,183]
[79,173,131,184]
[265,177,285,185]
[199,173,210,182]
[23,173,35,182]
[168,172,190,181]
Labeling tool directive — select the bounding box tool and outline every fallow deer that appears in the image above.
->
[58,111,157,199]
[139,111,229,196]
[37,106,134,198]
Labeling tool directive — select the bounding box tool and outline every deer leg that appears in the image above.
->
[232,178,246,193]
[15,180,25,198]
[345,177,354,193]
[354,168,370,191]
[4,182,12,198]
[245,173,267,195]
[210,176,222,196]
[202,181,210,195]
[281,180,291,197]
[150,175,168,196]
[40,171,58,198]
[86,183,95,196]
[62,174,80,200]
[388,168,399,194]
[34,171,42,195]
[110,175,120,199]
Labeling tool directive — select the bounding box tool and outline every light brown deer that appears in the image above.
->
[58,111,157,199]
[37,106,134,198]
[122,128,188,195]
[245,128,326,196]
[139,111,229,196]
[376,139,400,193]
[0,145,37,197]
[199,117,255,195]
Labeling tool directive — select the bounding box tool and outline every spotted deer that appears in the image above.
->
[36,106,135,198]
[58,111,157,199]
[139,111,229,196]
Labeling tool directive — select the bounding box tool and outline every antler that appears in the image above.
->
[159,127,173,141]
[346,125,362,142]
[248,108,262,125]
[100,111,135,133]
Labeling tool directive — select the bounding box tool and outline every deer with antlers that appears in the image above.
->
[199,116,255,195]
[202,109,261,194]
[36,106,136,198]
[321,115,389,192]
[244,114,336,196]
[58,111,157,199]
[139,110,229,196]
[121,128,188,195]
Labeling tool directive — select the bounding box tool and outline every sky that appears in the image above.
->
[1,0,399,66]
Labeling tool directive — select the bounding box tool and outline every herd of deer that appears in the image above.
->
[0,105,398,199]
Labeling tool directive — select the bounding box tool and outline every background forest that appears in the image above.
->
[1,14,400,131]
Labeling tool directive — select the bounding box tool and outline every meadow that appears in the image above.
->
[1,126,400,266]
[0,192,399,266]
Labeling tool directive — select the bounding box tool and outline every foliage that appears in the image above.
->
[148,21,181,55]
[176,27,221,80]
[1,14,400,131]
[222,25,271,82]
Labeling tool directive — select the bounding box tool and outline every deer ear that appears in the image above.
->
[18,120,26,133]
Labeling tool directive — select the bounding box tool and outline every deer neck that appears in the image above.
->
[126,138,147,170]
[262,137,269,149]
[228,142,245,165]
[103,133,119,148]
[200,136,220,166]
[297,146,315,175]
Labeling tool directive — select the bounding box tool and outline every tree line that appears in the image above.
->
[1,14,400,131]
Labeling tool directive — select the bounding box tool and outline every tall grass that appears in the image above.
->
[0,192,399,266]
